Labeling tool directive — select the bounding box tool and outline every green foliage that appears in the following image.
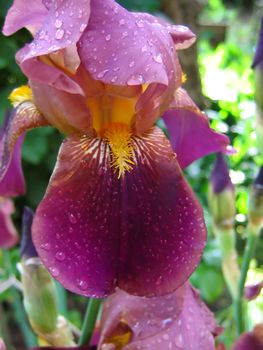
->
[117,0,161,12]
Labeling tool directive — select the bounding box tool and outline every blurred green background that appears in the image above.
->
[0,0,263,349]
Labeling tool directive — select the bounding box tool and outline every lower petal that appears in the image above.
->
[163,88,231,168]
[33,127,206,297]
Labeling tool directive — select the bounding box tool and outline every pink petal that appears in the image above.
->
[163,89,230,168]
[78,0,180,87]
[99,284,220,350]
[3,0,48,36]
[0,198,18,249]
[33,127,206,298]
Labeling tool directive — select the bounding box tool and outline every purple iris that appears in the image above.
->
[231,325,263,350]
[2,0,230,297]
[99,283,222,350]
[0,115,25,248]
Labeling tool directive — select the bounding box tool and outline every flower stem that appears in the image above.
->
[2,250,36,348]
[235,227,258,335]
[78,298,102,346]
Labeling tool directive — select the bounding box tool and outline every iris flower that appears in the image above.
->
[231,324,263,350]
[0,115,25,248]
[2,0,230,297]
[99,283,222,350]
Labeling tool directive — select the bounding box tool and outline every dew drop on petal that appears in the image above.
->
[97,69,109,79]
[68,212,77,224]
[40,243,50,251]
[77,279,88,291]
[105,34,111,41]
[127,75,144,85]
[55,29,65,40]
[49,267,60,277]
[79,23,86,33]
[55,19,63,28]
[153,54,163,64]
[55,251,66,262]
[129,61,135,68]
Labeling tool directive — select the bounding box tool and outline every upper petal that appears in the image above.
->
[3,0,48,36]
[32,127,206,298]
[163,89,231,168]
[0,198,18,249]
[78,0,180,87]
[14,0,91,63]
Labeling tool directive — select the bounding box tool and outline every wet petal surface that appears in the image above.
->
[163,89,230,168]
[99,284,220,350]
[33,127,206,297]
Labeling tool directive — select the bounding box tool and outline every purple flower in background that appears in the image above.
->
[244,281,263,301]
[231,324,263,350]
[252,17,263,69]
[2,0,230,297]
[0,115,25,248]
[99,283,222,350]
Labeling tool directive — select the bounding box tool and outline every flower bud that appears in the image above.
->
[248,167,263,230]
[208,153,235,230]
[20,208,74,347]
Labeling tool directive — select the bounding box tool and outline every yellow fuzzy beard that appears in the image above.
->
[103,123,135,179]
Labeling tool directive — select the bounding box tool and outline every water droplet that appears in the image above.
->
[97,69,109,79]
[136,20,144,28]
[153,54,163,64]
[129,61,135,68]
[55,28,65,40]
[68,212,77,224]
[55,252,66,262]
[49,267,60,277]
[40,243,50,251]
[119,19,125,25]
[79,23,86,33]
[78,279,88,291]
[105,34,111,41]
[55,19,63,28]
[127,75,144,85]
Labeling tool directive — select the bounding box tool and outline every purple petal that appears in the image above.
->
[232,331,263,350]
[252,17,263,69]
[30,80,91,134]
[32,348,93,350]
[244,282,263,301]
[33,127,206,297]
[78,0,179,87]
[0,101,49,186]
[3,0,48,36]
[210,153,233,194]
[21,58,84,95]
[134,13,196,50]
[99,284,220,350]
[20,207,38,259]
[163,89,230,168]
[0,133,25,197]
[0,198,18,249]
[15,1,90,63]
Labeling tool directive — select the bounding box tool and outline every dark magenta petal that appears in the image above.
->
[232,332,263,350]
[244,282,263,301]
[99,283,220,350]
[163,89,231,168]
[210,153,233,194]
[31,348,93,350]
[0,198,18,249]
[78,0,178,87]
[0,133,25,197]
[252,17,263,69]
[33,127,206,297]
[0,101,49,187]
[3,0,48,35]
